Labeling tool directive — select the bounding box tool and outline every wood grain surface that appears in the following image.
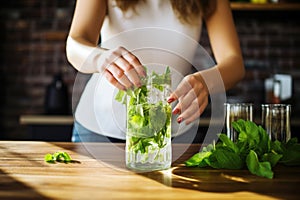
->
[0,141,299,200]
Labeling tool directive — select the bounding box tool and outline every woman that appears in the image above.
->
[66,0,245,142]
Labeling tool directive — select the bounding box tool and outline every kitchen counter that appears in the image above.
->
[19,115,73,141]
[0,141,299,199]
[18,115,300,142]
[19,114,300,126]
[19,115,74,125]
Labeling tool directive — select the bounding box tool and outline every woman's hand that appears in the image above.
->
[167,72,209,125]
[102,46,146,90]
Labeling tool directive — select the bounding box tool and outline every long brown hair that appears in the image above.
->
[114,0,216,24]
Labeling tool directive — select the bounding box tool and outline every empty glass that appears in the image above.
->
[224,103,253,141]
[261,104,291,142]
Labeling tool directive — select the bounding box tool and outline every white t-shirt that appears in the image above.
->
[74,0,204,139]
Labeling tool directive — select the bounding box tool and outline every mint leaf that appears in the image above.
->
[245,121,260,148]
[149,103,167,132]
[280,142,300,166]
[62,152,72,162]
[271,140,284,154]
[53,152,62,161]
[261,152,283,167]
[202,144,215,152]
[208,146,243,169]
[218,133,239,153]
[246,150,273,179]
[115,90,126,104]
[232,119,246,133]
[235,120,260,150]
[129,114,144,129]
[44,153,55,163]
[185,151,212,167]
[256,125,271,156]
[237,131,248,143]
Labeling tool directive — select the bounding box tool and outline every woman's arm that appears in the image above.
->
[204,0,245,90]
[66,0,145,90]
[66,0,107,74]
[68,0,106,46]
[168,0,245,124]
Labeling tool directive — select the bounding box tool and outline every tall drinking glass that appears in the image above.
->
[126,68,172,172]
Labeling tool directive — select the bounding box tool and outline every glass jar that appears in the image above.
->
[125,67,172,172]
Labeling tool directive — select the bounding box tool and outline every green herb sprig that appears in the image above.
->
[44,151,72,164]
[115,66,171,155]
[185,119,300,179]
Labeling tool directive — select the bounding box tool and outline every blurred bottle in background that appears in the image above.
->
[44,73,69,115]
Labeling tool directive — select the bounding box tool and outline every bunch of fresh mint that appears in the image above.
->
[185,119,300,179]
[115,67,172,155]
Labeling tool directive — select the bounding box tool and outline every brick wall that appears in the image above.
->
[227,10,300,115]
[1,1,300,139]
[0,0,76,139]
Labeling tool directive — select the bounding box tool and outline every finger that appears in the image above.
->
[177,100,200,123]
[178,89,197,111]
[121,49,146,77]
[171,86,198,115]
[172,94,185,115]
[184,99,208,125]
[103,49,122,68]
[114,47,146,77]
[125,68,143,87]
[168,78,192,103]
[114,58,142,87]
[106,63,133,89]
[104,70,126,91]
[178,95,208,124]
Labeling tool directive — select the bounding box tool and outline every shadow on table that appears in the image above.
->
[140,164,299,200]
[0,145,51,199]
[0,169,50,199]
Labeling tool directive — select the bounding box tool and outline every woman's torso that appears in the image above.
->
[75,0,203,139]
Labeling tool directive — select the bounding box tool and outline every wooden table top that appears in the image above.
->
[0,141,299,200]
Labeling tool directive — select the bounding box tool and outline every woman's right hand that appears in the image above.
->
[101,46,146,90]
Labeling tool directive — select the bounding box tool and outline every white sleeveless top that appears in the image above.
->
[75,0,203,139]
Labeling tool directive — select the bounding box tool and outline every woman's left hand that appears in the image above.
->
[167,72,209,125]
